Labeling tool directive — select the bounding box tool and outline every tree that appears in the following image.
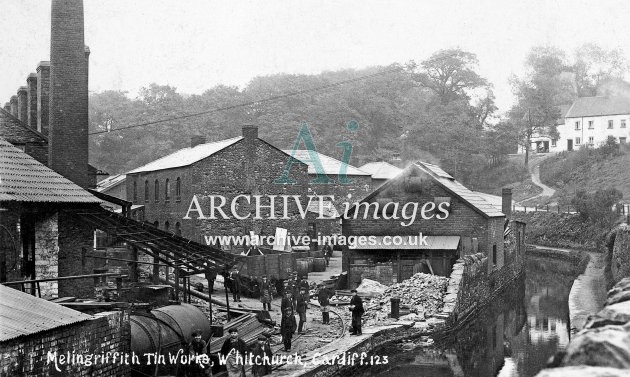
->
[509,47,567,165]
[411,48,488,104]
[573,43,628,97]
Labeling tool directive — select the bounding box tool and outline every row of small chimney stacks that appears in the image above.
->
[4,61,52,137]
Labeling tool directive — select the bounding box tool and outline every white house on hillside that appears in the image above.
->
[520,96,630,154]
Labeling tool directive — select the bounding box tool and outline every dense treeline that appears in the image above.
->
[89,44,627,193]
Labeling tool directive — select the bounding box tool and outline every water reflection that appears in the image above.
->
[352,255,579,377]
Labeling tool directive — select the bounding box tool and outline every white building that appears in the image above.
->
[521,96,630,154]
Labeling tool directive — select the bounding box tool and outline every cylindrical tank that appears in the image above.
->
[296,259,309,277]
[313,258,327,272]
[130,303,211,365]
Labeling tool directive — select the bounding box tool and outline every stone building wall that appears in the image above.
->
[34,213,59,297]
[57,210,95,298]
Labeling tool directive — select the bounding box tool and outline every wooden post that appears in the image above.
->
[207,275,214,325]
[174,268,180,302]
[225,283,231,321]
[130,246,139,282]
[152,251,159,284]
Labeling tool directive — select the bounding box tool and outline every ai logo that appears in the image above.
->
[274,121,359,185]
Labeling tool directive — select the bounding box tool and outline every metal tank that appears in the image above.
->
[130,303,211,375]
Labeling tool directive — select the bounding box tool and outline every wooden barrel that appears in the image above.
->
[306,257,314,272]
[296,259,309,277]
[313,258,327,272]
[309,250,323,258]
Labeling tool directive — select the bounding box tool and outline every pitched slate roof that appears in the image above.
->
[282,150,370,176]
[0,107,47,145]
[359,161,403,180]
[565,96,630,118]
[96,173,126,192]
[416,161,504,218]
[356,161,504,219]
[0,137,100,203]
[128,137,243,174]
[0,285,93,342]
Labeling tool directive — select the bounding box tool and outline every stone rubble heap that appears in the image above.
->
[362,273,449,326]
[356,278,388,295]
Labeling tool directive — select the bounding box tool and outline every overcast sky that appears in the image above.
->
[1,0,629,112]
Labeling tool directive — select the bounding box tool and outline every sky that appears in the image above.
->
[1,0,629,112]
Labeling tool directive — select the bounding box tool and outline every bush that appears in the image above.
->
[570,187,623,225]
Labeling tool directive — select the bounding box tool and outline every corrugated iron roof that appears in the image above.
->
[0,137,101,203]
[281,150,370,176]
[415,161,504,218]
[0,108,47,145]
[359,161,403,180]
[127,137,243,174]
[565,96,630,118]
[349,235,460,250]
[0,285,93,342]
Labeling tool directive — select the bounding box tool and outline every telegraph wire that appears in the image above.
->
[88,67,404,136]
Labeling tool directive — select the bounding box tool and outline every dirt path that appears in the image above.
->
[568,251,608,333]
[518,154,556,204]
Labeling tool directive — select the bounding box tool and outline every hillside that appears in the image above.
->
[539,143,630,203]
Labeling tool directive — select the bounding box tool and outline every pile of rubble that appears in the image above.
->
[356,278,388,295]
[363,273,449,326]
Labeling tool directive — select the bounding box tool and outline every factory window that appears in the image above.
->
[154,180,159,202]
[175,222,181,236]
[133,181,137,202]
[176,177,181,202]
[575,137,581,145]
[492,245,497,265]
[144,180,149,203]
[608,120,614,129]
[551,139,557,147]
[588,120,594,129]
[165,179,171,202]
[153,221,159,228]
[574,121,580,130]
[164,221,170,232]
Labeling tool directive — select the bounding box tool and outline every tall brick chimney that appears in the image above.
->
[242,125,258,139]
[17,87,28,122]
[36,61,50,135]
[502,188,513,218]
[9,95,18,116]
[190,135,206,148]
[49,0,89,187]
[26,74,38,129]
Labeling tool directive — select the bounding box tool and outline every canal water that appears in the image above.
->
[351,255,579,377]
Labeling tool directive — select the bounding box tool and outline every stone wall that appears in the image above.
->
[0,310,131,377]
[608,224,630,284]
[34,213,59,297]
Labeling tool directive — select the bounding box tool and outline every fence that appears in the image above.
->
[513,205,577,214]
[513,203,630,216]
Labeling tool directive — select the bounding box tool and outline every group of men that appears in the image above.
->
[186,327,273,377]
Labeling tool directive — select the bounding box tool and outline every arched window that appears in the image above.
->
[164,221,170,232]
[175,222,181,236]
[154,180,159,202]
[133,181,138,202]
[165,179,171,202]
[144,180,149,203]
[153,221,159,228]
[175,177,181,201]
